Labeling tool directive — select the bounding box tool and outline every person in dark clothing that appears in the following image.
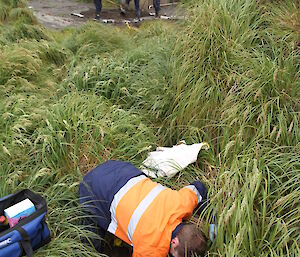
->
[153,0,160,17]
[93,0,141,20]
[79,160,214,257]
[93,0,102,20]
[120,0,141,20]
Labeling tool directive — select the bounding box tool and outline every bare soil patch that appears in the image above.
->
[28,0,182,29]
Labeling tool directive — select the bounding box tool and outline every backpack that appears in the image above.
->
[0,189,51,257]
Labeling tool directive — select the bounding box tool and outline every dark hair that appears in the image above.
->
[175,224,208,257]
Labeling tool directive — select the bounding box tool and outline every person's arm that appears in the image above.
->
[187,181,217,242]
[188,180,208,214]
[175,180,207,220]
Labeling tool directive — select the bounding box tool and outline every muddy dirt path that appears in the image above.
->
[28,0,182,29]
[28,0,92,29]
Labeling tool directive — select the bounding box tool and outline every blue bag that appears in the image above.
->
[0,189,51,257]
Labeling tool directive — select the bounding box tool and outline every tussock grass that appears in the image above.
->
[1,23,51,42]
[160,0,300,255]
[1,77,38,94]
[63,22,176,121]
[164,0,299,144]
[29,92,156,170]
[0,3,9,22]
[19,40,71,65]
[64,23,131,59]
[8,7,37,24]
[0,46,42,84]
[1,0,27,8]
[264,0,300,43]
[36,41,70,65]
[0,0,299,256]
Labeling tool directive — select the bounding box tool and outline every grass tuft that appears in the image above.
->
[8,7,37,24]
[0,3,9,22]
[0,46,42,84]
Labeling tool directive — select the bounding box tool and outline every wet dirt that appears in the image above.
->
[28,0,182,29]
[80,8,148,20]
[27,0,91,29]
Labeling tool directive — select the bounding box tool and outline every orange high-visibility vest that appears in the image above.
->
[107,177,202,256]
[80,161,206,257]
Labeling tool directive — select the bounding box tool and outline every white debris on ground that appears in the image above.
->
[141,142,210,178]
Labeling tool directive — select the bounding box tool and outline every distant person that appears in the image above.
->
[120,0,141,20]
[153,0,160,17]
[93,0,102,20]
[79,160,216,257]
[93,0,140,21]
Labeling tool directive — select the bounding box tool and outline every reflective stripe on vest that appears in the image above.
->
[184,185,202,204]
[108,175,147,234]
[127,184,166,242]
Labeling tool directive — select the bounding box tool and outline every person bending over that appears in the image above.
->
[79,160,208,257]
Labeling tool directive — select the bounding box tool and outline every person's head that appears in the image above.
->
[170,224,208,257]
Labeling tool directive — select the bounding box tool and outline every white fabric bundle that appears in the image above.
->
[141,142,210,178]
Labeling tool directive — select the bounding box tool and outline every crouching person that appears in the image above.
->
[79,160,208,257]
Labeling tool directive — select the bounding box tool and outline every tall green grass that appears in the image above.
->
[163,0,300,256]
[0,0,299,256]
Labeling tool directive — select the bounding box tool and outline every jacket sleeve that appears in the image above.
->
[179,180,208,217]
[190,180,208,214]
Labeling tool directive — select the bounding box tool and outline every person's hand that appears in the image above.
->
[209,224,217,242]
